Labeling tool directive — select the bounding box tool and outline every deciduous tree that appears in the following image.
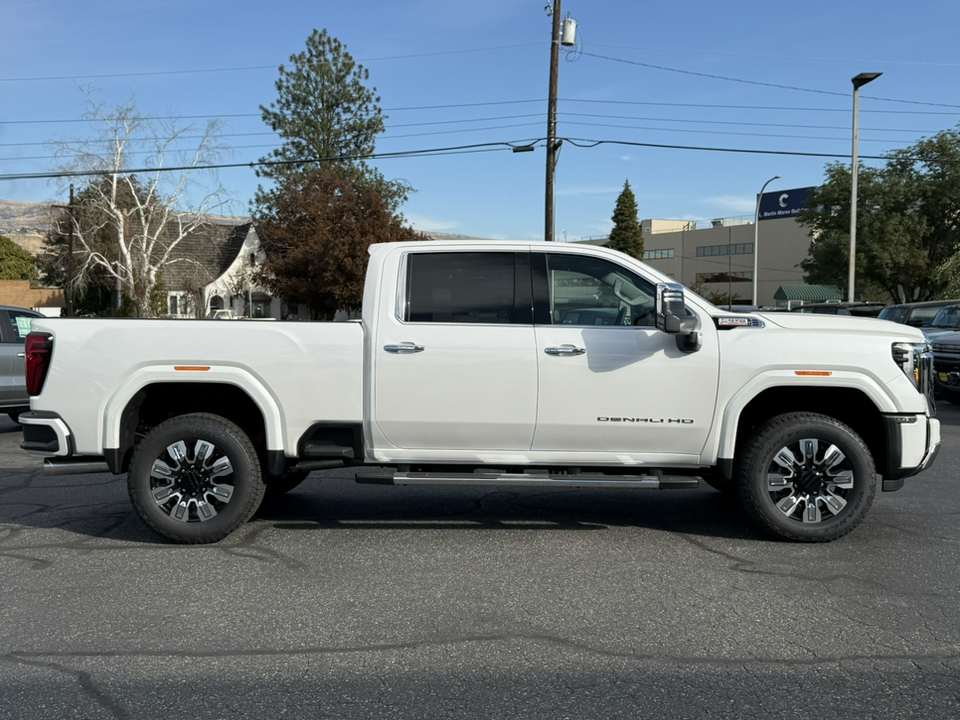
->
[254,166,426,320]
[49,97,230,316]
[798,127,960,302]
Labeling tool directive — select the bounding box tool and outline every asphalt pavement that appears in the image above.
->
[1,408,959,719]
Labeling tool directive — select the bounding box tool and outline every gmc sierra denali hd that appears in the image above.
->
[19,241,940,543]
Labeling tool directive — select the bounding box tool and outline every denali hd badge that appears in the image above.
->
[598,417,694,424]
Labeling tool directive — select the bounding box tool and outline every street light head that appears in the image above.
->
[852,72,882,89]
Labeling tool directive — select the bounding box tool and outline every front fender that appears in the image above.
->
[712,369,897,464]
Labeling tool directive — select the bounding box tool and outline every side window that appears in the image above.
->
[5,311,37,344]
[405,252,528,324]
[540,254,656,327]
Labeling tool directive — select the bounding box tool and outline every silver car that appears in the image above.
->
[0,305,44,422]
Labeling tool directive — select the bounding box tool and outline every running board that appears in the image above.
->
[355,470,699,490]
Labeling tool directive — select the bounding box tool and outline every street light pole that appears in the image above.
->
[753,175,780,307]
[849,72,881,302]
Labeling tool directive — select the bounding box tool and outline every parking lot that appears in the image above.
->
[1,406,959,719]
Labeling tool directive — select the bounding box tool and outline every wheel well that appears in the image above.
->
[733,386,886,473]
[117,382,266,473]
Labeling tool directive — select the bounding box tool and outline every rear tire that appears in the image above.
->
[128,413,265,544]
[738,412,876,542]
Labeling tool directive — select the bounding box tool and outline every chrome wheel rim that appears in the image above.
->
[766,438,855,524]
[149,439,235,523]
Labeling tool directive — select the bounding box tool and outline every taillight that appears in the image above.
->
[25,332,53,396]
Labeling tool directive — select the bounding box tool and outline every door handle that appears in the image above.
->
[16,353,24,358]
[384,343,425,354]
[544,346,585,356]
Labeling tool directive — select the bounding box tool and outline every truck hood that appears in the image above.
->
[724,312,928,342]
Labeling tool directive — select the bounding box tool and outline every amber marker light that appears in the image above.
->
[174,366,211,372]
[794,371,833,377]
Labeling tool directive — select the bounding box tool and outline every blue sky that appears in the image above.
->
[2,0,958,241]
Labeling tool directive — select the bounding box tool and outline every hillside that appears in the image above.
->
[0,199,252,256]
[0,199,491,255]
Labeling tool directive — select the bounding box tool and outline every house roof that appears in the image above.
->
[157,221,251,292]
[774,284,842,302]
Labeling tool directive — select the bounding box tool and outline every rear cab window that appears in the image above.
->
[402,252,532,324]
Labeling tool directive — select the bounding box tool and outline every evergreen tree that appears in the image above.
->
[254,29,411,216]
[608,180,644,260]
[0,235,38,282]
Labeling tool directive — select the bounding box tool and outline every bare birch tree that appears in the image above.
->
[51,96,231,316]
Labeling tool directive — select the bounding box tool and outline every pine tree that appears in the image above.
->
[608,180,644,260]
[254,29,411,216]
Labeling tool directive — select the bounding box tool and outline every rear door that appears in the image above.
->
[372,250,538,451]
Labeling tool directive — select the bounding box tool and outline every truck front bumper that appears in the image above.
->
[881,413,940,491]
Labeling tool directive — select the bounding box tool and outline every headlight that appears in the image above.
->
[892,341,934,404]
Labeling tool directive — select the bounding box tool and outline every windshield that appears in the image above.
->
[931,305,960,329]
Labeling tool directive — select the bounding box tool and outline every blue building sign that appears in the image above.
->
[758,186,815,221]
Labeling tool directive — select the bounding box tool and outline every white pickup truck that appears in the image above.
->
[20,241,940,543]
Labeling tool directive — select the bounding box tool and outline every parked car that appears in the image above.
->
[789,301,885,317]
[923,304,960,340]
[206,309,238,320]
[0,305,44,421]
[930,330,960,404]
[878,299,960,328]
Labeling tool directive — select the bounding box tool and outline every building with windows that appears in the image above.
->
[576,186,817,308]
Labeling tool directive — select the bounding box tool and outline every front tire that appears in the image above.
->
[738,412,877,542]
[128,413,265,544]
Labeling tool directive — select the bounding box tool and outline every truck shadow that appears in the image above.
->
[0,467,769,544]
[254,476,768,542]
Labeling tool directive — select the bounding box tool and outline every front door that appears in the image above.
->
[532,252,719,458]
[373,251,538,451]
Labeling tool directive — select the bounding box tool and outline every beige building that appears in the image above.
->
[580,186,820,308]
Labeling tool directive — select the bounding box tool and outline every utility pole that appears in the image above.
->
[545,0,563,242]
[52,186,76,317]
[67,184,75,317]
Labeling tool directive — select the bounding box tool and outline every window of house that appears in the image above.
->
[404,252,521,324]
[168,295,179,316]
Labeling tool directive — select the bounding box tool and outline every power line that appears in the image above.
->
[3,134,927,184]
[0,44,542,83]
[4,97,958,128]
[0,141,525,182]
[588,43,960,69]
[581,51,960,109]
[6,111,931,163]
